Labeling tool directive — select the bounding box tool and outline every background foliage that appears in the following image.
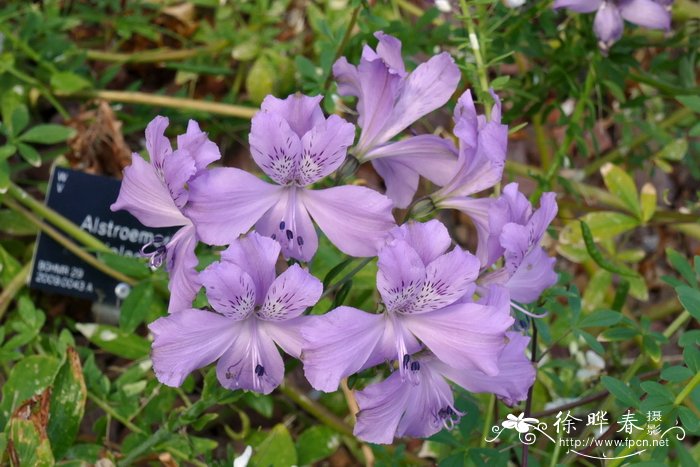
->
[0,0,698,465]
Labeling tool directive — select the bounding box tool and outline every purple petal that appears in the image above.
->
[185,167,283,245]
[260,94,325,138]
[527,192,558,247]
[149,309,236,387]
[507,247,558,303]
[379,52,460,144]
[366,135,459,208]
[220,232,280,301]
[397,361,457,438]
[439,331,535,406]
[177,120,221,171]
[111,153,188,228]
[200,260,256,319]
[259,264,322,320]
[145,116,172,170]
[165,224,200,313]
[371,158,420,209]
[404,302,514,375]
[261,317,306,358]
[302,185,396,257]
[255,187,318,262]
[374,31,407,76]
[249,111,302,184]
[354,371,411,444]
[355,58,402,152]
[365,135,459,186]
[438,196,496,267]
[301,306,387,392]
[297,115,355,186]
[619,0,670,30]
[388,220,451,265]
[162,149,196,209]
[377,239,425,312]
[500,222,530,274]
[594,2,624,44]
[216,320,284,394]
[496,183,532,226]
[332,57,361,97]
[405,248,480,313]
[553,0,602,12]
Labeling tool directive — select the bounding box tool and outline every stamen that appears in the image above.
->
[511,300,548,319]
[255,364,265,377]
[286,229,294,240]
[402,354,411,369]
[140,234,167,270]
[279,221,285,231]
[297,236,304,246]
[410,361,420,372]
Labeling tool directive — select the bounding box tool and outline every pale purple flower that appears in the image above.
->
[148,233,322,394]
[354,332,534,444]
[431,89,508,266]
[480,183,558,304]
[111,117,220,312]
[184,94,396,262]
[301,220,514,392]
[553,0,671,49]
[333,32,461,208]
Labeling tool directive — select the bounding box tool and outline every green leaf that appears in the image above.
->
[601,376,640,408]
[50,71,92,93]
[251,424,297,467]
[600,163,641,218]
[640,183,656,223]
[677,285,700,321]
[296,426,341,465]
[660,365,693,383]
[655,139,687,162]
[667,248,697,286]
[19,124,75,144]
[0,355,60,429]
[678,406,700,432]
[98,252,151,279]
[0,209,38,235]
[0,144,17,159]
[558,212,639,250]
[119,282,154,332]
[582,269,611,312]
[75,323,150,359]
[10,104,30,136]
[640,381,674,401]
[47,348,87,460]
[0,158,9,193]
[579,309,622,328]
[683,345,700,373]
[17,142,42,167]
[246,56,275,105]
[243,392,274,418]
[677,95,700,113]
[8,414,55,466]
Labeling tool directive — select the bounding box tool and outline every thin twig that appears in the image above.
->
[0,262,31,320]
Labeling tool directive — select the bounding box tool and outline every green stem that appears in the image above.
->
[663,310,691,339]
[0,262,31,320]
[2,197,135,285]
[84,41,229,63]
[279,381,353,437]
[533,111,553,172]
[541,61,597,191]
[58,90,257,119]
[479,394,495,448]
[460,0,490,117]
[88,392,144,434]
[323,5,361,91]
[7,182,112,253]
[675,371,700,406]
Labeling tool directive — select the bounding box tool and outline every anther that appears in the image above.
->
[297,236,304,246]
[410,361,420,372]
[402,354,410,369]
[286,229,294,240]
[279,221,285,230]
[255,364,265,377]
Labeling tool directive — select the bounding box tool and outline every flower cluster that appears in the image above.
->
[112,32,558,444]
[553,0,672,50]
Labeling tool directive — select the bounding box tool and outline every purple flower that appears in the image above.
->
[184,94,396,262]
[480,183,558,304]
[333,32,461,208]
[111,117,220,312]
[553,0,671,49]
[148,233,322,394]
[301,220,514,392]
[431,89,508,266]
[354,332,534,444]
